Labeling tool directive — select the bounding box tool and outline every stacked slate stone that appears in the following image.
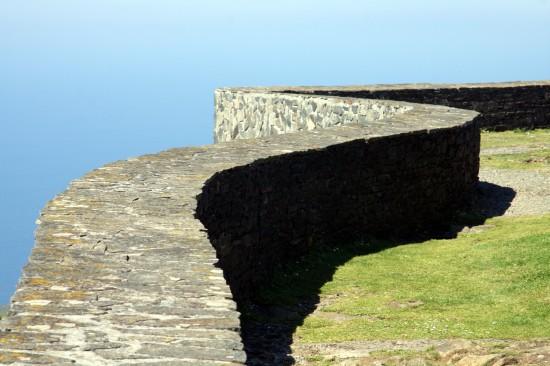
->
[275,81,550,131]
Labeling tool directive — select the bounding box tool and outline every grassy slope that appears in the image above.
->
[295,215,550,342]
[259,129,550,342]
[481,149,549,170]
[481,128,549,170]
[480,129,550,149]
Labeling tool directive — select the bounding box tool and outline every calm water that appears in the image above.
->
[0,0,549,304]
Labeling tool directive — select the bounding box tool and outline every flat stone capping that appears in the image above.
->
[0,87,487,365]
[247,80,550,91]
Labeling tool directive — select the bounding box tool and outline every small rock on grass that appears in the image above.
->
[437,340,474,359]
[455,354,502,366]
[492,356,519,366]
[404,358,429,366]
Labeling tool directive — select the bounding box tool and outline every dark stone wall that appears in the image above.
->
[196,121,480,302]
[289,85,550,130]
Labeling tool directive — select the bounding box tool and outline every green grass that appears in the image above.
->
[304,355,334,366]
[480,129,550,170]
[480,128,550,149]
[268,215,550,342]
[481,149,550,170]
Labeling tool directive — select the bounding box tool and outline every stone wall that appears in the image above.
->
[214,90,411,142]
[197,121,479,302]
[10,80,550,365]
[214,81,550,141]
[283,81,550,131]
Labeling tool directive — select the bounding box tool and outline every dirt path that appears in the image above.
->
[478,168,550,217]
[478,140,550,217]
[293,339,550,365]
[480,144,550,157]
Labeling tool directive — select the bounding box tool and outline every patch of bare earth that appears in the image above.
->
[478,169,550,217]
[293,339,550,365]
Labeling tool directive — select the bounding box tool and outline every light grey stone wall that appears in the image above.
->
[216,80,550,135]
[214,90,412,142]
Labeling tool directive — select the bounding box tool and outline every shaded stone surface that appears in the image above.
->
[198,117,480,302]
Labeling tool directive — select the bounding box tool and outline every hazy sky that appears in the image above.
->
[0,0,549,304]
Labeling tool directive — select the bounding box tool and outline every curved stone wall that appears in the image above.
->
[215,81,550,141]
[305,81,549,130]
[198,119,479,302]
[9,80,546,365]
[214,90,412,142]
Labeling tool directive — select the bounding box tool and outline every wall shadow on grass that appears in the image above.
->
[240,181,516,366]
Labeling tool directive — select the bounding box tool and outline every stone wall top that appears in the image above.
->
[219,80,550,93]
[214,81,549,135]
